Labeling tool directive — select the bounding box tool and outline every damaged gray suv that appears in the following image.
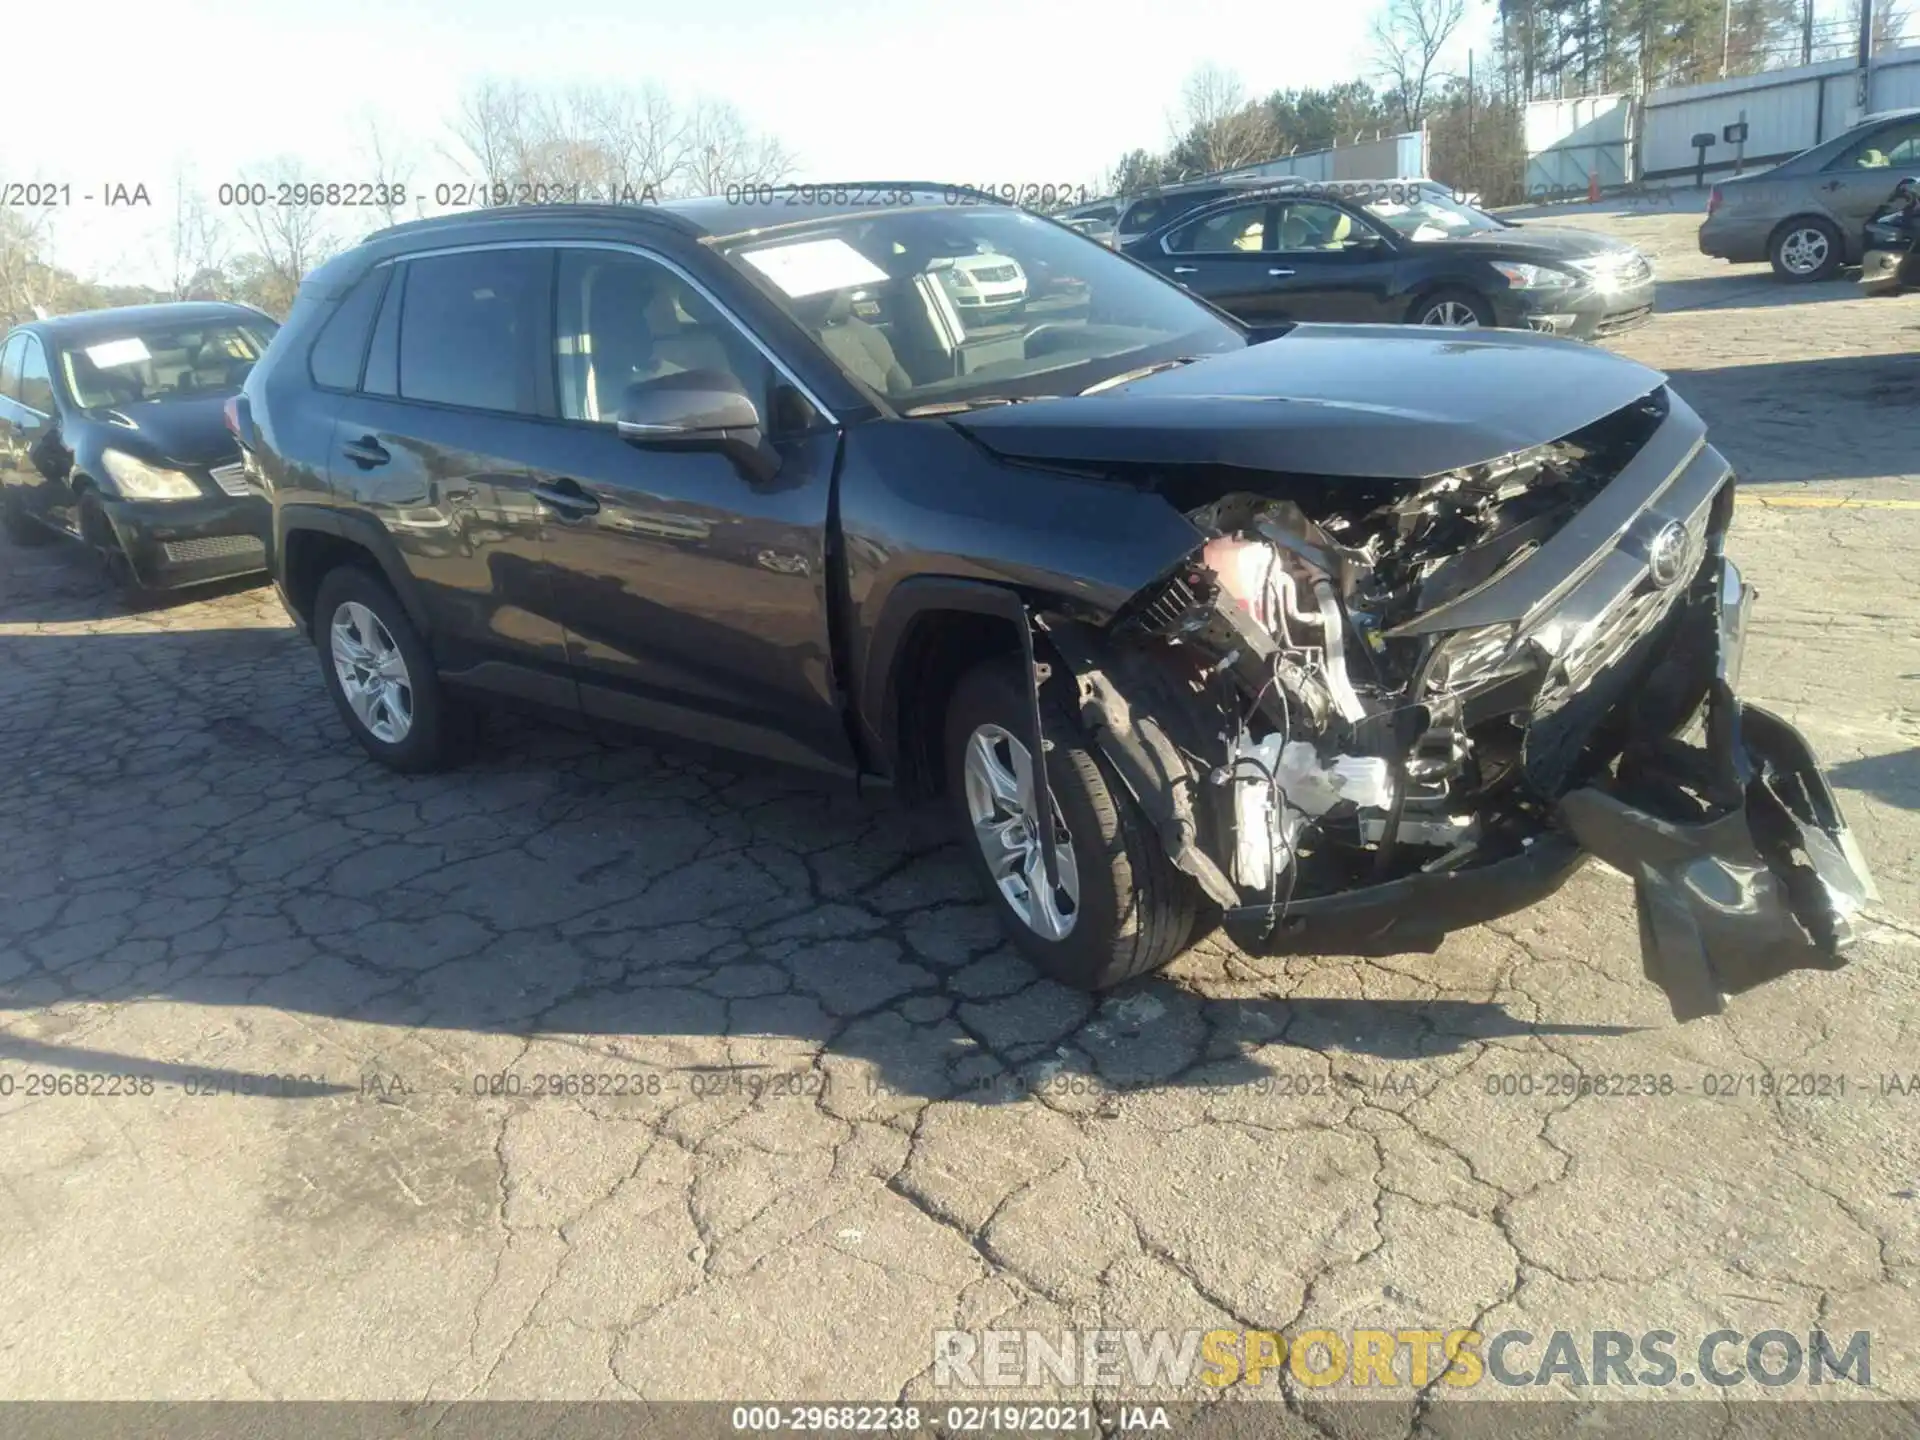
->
[242,185,1876,1022]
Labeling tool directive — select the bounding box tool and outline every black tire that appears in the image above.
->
[944,658,1197,991]
[77,491,155,605]
[1407,287,1497,328]
[313,565,471,773]
[1769,216,1843,282]
[2,490,53,545]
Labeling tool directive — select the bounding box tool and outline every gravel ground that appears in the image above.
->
[0,206,1915,1424]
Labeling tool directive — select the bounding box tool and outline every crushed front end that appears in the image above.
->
[1040,387,1877,1021]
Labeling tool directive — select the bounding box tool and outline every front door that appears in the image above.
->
[1819,116,1920,232]
[324,247,575,708]
[1261,200,1404,323]
[534,245,855,777]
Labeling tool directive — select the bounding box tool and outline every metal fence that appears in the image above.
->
[1523,44,1920,192]
[1217,131,1429,184]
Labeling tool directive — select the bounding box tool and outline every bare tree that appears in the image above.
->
[355,111,420,227]
[683,98,796,194]
[160,169,228,300]
[230,155,337,316]
[1169,64,1279,174]
[1372,0,1465,132]
[0,208,55,325]
[442,78,541,190]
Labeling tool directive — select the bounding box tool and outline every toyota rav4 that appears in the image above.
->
[235,184,1876,1021]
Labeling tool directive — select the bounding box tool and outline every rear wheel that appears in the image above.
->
[314,565,471,772]
[944,658,1197,991]
[1770,217,1842,281]
[1409,288,1496,328]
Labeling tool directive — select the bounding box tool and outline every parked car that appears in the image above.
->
[1123,181,1656,340]
[1699,106,1920,280]
[933,250,1029,318]
[1860,174,1920,294]
[1113,175,1282,246]
[236,185,1874,1021]
[0,302,279,597]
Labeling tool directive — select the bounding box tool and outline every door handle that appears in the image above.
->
[341,435,390,468]
[533,478,600,518]
[1268,267,1296,277]
[1172,265,1198,274]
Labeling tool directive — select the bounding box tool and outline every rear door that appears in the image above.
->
[533,243,855,777]
[1150,201,1285,322]
[323,246,576,709]
[1261,200,1405,322]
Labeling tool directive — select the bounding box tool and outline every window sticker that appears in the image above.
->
[85,338,151,368]
[740,239,889,298]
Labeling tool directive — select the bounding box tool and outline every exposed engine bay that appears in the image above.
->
[1031,387,1878,1020]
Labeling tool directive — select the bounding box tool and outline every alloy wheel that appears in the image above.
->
[1780,227,1830,276]
[962,723,1079,941]
[330,601,414,744]
[1421,299,1481,327]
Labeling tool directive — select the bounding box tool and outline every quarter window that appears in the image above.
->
[398,249,549,413]
[17,336,53,413]
[0,334,23,401]
[554,249,772,425]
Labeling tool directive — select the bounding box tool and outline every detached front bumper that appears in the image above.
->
[1558,559,1878,1019]
[1220,549,1876,1020]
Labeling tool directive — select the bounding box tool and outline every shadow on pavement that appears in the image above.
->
[1829,749,1920,813]
[1655,271,1859,315]
[0,627,1638,1105]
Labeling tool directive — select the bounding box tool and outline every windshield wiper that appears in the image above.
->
[903,396,1050,417]
[1078,356,1198,395]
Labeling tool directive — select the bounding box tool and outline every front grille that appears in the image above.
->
[970,265,1018,283]
[160,535,265,565]
[209,463,252,497]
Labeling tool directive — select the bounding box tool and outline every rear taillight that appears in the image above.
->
[1707,186,1723,218]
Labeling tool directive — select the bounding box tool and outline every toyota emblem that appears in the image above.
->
[1647,521,1692,588]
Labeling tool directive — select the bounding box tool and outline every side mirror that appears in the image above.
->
[615,371,779,484]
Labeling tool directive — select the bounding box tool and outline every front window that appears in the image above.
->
[1362,188,1506,242]
[1832,119,1920,171]
[714,207,1243,410]
[59,320,276,408]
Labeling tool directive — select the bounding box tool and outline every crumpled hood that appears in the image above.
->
[951,325,1669,480]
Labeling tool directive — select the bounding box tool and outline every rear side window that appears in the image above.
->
[308,267,390,390]
[17,336,53,413]
[398,249,550,413]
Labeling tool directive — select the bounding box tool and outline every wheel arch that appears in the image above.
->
[277,505,431,640]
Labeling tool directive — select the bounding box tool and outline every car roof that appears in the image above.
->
[363,183,1020,249]
[13,301,271,344]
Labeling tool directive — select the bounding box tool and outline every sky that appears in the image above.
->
[8,0,1496,287]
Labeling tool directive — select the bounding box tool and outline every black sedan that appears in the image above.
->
[0,301,279,599]
[1123,182,1655,341]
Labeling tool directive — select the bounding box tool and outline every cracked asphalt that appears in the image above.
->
[0,207,1916,1418]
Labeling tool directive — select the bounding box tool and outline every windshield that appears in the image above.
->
[715,208,1243,409]
[59,320,275,408]
[1362,189,1506,242]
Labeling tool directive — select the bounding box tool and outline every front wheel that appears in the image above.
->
[1770,217,1842,281]
[78,492,153,605]
[944,659,1197,990]
[1409,288,1496,328]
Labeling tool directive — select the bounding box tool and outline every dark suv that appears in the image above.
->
[238,185,1874,1021]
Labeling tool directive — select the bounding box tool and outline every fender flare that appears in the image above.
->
[277,503,432,638]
